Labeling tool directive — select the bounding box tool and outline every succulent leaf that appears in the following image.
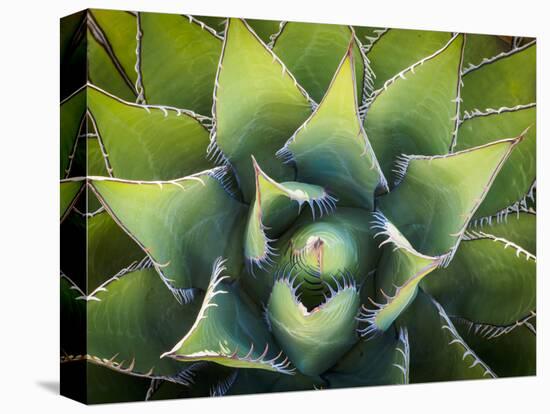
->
[245,156,336,269]
[86,267,203,378]
[279,47,387,209]
[227,368,326,395]
[90,168,246,295]
[139,12,222,114]
[60,179,84,221]
[272,23,365,103]
[267,277,360,376]
[366,28,452,91]
[462,34,511,68]
[89,10,138,87]
[454,317,535,377]
[60,86,86,178]
[469,211,535,254]
[461,41,536,114]
[422,229,536,326]
[163,259,294,374]
[400,292,496,382]
[212,18,312,201]
[358,215,442,337]
[457,105,536,218]
[87,211,145,292]
[87,85,212,180]
[87,14,136,101]
[246,19,283,44]
[326,327,410,387]
[377,136,521,257]
[364,34,465,179]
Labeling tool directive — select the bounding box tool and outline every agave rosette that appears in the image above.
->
[60,10,536,403]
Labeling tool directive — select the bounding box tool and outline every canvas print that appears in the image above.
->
[60,9,536,404]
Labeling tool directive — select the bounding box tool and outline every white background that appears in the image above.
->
[0,0,547,412]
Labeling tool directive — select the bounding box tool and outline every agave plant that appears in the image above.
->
[60,9,536,404]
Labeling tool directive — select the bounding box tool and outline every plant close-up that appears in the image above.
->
[60,9,536,404]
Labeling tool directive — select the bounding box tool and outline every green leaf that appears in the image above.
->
[87,85,212,181]
[422,232,536,326]
[245,156,336,268]
[325,327,410,387]
[358,214,441,336]
[60,87,86,178]
[87,267,202,377]
[89,9,138,87]
[352,26,385,44]
[377,137,521,257]
[139,12,222,115]
[366,28,452,90]
[272,22,364,103]
[463,34,511,69]
[461,42,536,114]
[271,208,381,310]
[227,369,325,395]
[246,19,282,43]
[279,48,386,210]
[457,106,536,218]
[470,211,536,255]
[213,18,312,202]
[163,259,293,374]
[60,179,84,221]
[87,137,110,176]
[364,34,465,180]
[87,16,136,101]
[267,277,360,376]
[87,211,145,292]
[90,168,246,295]
[399,292,496,382]
[454,317,536,377]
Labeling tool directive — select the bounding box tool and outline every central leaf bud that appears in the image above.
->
[284,222,359,310]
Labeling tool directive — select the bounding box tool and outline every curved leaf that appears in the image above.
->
[358,214,441,336]
[279,48,386,210]
[89,10,138,87]
[139,12,222,115]
[377,137,521,257]
[399,292,496,382]
[364,34,465,180]
[461,42,536,114]
[272,22,364,103]
[87,85,212,180]
[470,211,535,255]
[60,11,86,100]
[267,277,360,376]
[87,268,202,377]
[245,156,336,268]
[454,318,535,377]
[87,16,136,101]
[212,18,312,202]
[463,34,511,69]
[90,168,246,293]
[163,259,293,374]
[457,106,536,218]
[366,28,451,90]
[60,87,86,178]
[422,233,536,326]
[325,327,410,387]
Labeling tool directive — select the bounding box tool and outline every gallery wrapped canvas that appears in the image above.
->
[60,8,536,404]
